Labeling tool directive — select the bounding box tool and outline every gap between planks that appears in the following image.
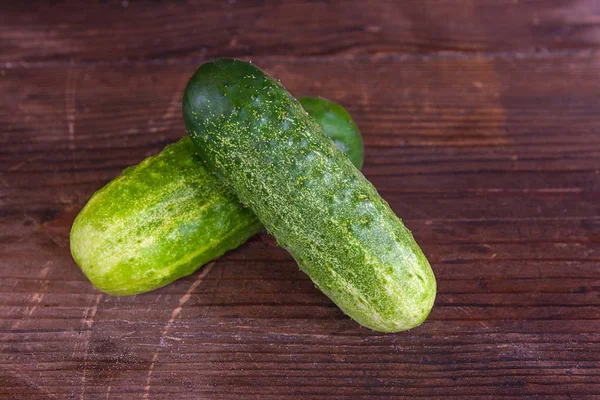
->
[0,48,598,70]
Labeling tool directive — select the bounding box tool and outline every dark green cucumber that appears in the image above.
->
[183,59,436,332]
[70,97,363,296]
[298,96,363,170]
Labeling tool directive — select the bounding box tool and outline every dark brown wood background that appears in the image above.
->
[1,1,600,398]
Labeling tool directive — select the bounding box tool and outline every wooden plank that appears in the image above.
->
[2,54,599,180]
[2,49,600,399]
[1,0,600,64]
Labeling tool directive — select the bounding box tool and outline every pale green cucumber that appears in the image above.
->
[70,97,363,295]
[183,59,436,332]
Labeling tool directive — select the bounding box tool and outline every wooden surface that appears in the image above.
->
[1,1,600,398]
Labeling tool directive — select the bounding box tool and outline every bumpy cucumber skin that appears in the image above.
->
[70,98,363,296]
[70,137,261,295]
[298,97,364,170]
[183,59,436,332]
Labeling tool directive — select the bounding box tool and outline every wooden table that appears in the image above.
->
[2,1,599,398]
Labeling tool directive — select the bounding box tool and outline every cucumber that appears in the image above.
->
[183,59,436,332]
[298,97,363,170]
[70,97,363,296]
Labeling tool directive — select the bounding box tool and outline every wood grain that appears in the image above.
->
[2,1,600,399]
[1,0,600,64]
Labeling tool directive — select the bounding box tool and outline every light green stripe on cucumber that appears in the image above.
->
[183,59,436,332]
[70,96,364,296]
